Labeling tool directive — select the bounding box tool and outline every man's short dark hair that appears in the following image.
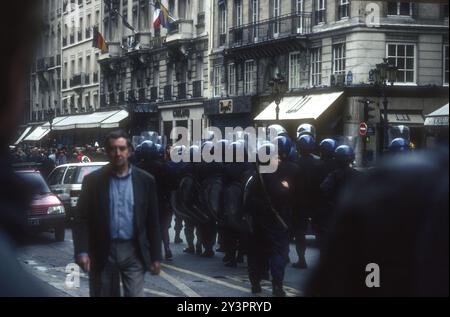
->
[105,130,132,150]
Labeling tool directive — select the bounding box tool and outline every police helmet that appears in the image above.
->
[389,138,410,152]
[334,145,355,165]
[273,135,293,160]
[297,134,316,154]
[140,140,157,160]
[296,123,316,139]
[319,138,337,158]
[267,124,288,137]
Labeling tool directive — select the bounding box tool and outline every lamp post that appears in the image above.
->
[268,70,288,121]
[47,108,55,147]
[370,58,398,151]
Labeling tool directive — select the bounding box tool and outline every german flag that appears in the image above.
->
[92,26,108,53]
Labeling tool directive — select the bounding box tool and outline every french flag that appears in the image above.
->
[153,1,172,30]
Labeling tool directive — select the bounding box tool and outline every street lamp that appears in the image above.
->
[47,108,55,147]
[370,58,398,150]
[268,69,288,121]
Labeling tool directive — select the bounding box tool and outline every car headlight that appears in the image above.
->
[47,206,65,215]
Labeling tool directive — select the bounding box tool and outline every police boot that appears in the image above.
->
[165,248,173,260]
[249,276,262,294]
[272,281,286,297]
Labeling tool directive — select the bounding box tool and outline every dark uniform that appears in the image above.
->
[244,158,299,296]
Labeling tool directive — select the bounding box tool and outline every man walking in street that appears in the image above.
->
[73,130,162,297]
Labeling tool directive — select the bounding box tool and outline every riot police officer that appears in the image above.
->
[244,140,299,296]
[320,145,360,221]
[137,140,173,260]
[292,134,319,269]
[315,139,340,245]
[389,138,410,153]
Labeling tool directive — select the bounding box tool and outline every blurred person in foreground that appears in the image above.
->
[307,147,449,296]
[0,1,49,296]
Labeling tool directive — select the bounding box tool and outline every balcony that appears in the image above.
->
[138,88,146,102]
[128,89,136,101]
[150,87,158,102]
[228,12,312,57]
[177,83,187,100]
[70,73,90,87]
[166,20,194,44]
[109,92,117,106]
[192,80,202,98]
[36,58,47,72]
[118,91,126,104]
[49,56,55,68]
[164,85,173,101]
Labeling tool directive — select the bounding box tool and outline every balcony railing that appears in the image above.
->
[36,58,47,72]
[177,83,187,100]
[118,91,126,104]
[49,56,55,68]
[109,92,117,106]
[150,86,158,101]
[192,80,202,98]
[166,20,194,43]
[138,88,146,102]
[228,12,312,48]
[70,73,89,87]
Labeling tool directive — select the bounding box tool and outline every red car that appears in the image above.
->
[15,169,66,241]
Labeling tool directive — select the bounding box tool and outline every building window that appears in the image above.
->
[235,0,243,27]
[387,43,416,84]
[333,43,346,75]
[387,2,412,16]
[273,0,281,35]
[311,47,322,86]
[228,63,236,96]
[315,0,326,24]
[214,65,222,97]
[444,45,449,85]
[219,3,227,46]
[252,0,259,39]
[339,0,350,20]
[244,60,256,95]
[289,52,301,89]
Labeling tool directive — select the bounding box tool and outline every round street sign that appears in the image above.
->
[359,122,368,136]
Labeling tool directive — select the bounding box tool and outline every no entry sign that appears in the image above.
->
[359,122,368,136]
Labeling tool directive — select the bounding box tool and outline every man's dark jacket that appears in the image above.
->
[73,165,162,272]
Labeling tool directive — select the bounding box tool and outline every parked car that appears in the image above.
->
[47,162,108,223]
[15,169,66,241]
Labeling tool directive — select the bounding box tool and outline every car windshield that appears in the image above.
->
[17,172,51,194]
[76,166,103,184]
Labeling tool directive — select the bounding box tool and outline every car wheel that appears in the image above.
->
[55,226,65,242]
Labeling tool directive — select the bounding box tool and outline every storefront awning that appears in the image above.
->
[424,103,449,126]
[387,113,424,126]
[100,110,129,129]
[14,126,32,145]
[254,91,344,121]
[52,110,129,131]
[23,125,50,142]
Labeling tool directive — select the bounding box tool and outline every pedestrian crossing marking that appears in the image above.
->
[159,270,201,297]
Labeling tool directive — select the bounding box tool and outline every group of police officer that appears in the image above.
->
[131,124,412,297]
